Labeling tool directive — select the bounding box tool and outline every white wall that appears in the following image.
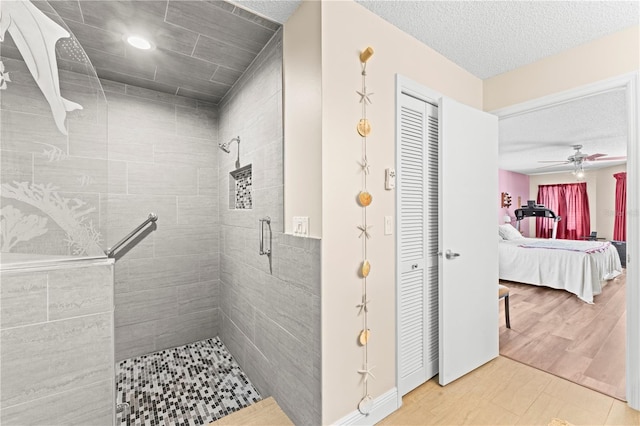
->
[283,0,323,237]
[484,26,639,111]
[316,1,482,422]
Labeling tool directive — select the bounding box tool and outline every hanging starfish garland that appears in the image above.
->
[357,364,376,384]
[356,295,370,315]
[357,224,372,239]
[356,89,374,105]
[358,157,370,175]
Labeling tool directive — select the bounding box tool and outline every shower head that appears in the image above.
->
[218,136,239,153]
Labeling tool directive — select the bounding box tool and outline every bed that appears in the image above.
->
[498,225,622,304]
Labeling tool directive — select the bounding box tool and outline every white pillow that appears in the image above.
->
[498,233,504,242]
[499,224,523,240]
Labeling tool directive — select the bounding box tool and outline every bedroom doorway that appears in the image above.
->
[492,73,639,410]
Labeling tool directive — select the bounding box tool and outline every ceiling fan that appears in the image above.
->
[536,144,626,170]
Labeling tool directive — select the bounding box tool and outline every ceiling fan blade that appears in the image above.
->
[537,160,571,164]
[591,156,627,161]
[585,153,606,161]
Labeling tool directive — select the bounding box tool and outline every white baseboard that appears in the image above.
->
[334,388,399,425]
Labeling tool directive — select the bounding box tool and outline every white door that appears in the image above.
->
[438,96,499,385]
[397,94,439,396]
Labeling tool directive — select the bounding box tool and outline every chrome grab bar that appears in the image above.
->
[259,217,271,256]
[105,213,158,258]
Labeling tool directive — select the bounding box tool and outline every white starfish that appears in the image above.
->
[356,295,370,315]
[357,224,372,239]
[356,89,374,104]
[358,158,370,175]
[357,364,376,384]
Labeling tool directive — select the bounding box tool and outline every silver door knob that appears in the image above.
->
[445,249,460,259]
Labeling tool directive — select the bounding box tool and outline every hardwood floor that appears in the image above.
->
[378,356,640,425]
[499,270,626,401]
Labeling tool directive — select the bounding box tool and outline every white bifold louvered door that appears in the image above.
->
[397,93,439,396]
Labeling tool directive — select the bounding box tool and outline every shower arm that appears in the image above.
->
[105,213,158,258]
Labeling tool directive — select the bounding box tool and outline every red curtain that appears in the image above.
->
[614,172,626,241]
[536,183,590,240]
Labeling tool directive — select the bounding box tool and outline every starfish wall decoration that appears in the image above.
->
[356,89,374,105]
[358,157,370,175]
[357,224,372,239]
[356,295,370,315]
[357,364,376,384]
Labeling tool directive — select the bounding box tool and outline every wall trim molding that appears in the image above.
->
[334,388,399,425]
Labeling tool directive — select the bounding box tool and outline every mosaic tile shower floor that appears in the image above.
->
[116,337,261,426]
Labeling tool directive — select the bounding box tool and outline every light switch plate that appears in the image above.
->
[384,216,393,235]
[293,216,309,237]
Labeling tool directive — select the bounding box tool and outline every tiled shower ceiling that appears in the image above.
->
[47,0,281,104]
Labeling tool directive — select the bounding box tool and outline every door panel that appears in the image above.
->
[397,94,439,395]
[438,96,499,386]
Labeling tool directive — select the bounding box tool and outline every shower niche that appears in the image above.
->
[229,164,253,209]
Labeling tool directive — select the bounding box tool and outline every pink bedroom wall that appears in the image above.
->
[498,169,531,237]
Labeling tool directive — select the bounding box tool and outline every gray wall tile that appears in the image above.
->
[155,309,219,350]
[115,321,156,362]
[125,255,201,293]
[1,312,113,408]
[0,271,47,329]
[1,379,113,426]
[154,224,218,257]
[128,163,198,195]
[48,265,113,320]
[115,287,176,327]
[178,281,218,315]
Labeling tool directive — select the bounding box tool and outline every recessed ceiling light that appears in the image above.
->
[126,35,153,50]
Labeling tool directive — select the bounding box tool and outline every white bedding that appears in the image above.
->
[498,237,622,303]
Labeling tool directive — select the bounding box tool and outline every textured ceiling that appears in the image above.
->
[237,1,638,79]
[499,90,628,175]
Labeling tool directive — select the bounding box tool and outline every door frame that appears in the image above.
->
[490,72,640,410]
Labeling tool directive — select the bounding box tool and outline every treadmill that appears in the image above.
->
[514,200,561,239]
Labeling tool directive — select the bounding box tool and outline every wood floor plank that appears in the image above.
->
[499,271,626,401]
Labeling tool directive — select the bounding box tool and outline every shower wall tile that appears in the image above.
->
[104,82,220,359]
[178,195,217,225]
[68,121,108,159]
[199,253,220,281]
[1,110,67,154]
[0,379,113,426]
[220,281,254,341]
[0,150,32,184]
[198,168,218,196]
[176,103,219,140]
[125,85,197,108]
[126,255,201,292]
[155,308,219,350]
[155,136,216,168]
[115,320,157,362]
[177,280,218,314]
[102,194,178,228]
[220,312,249,367]
[108,141,154,163]
[48,264,113,321]
[1,312,113,408]
[154,224,218,257]
[108,160,128,194]
[115,287,177,327]
[128,163,198,195]
[0,271,47,329]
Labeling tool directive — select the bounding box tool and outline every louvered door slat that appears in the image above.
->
[398,93,439,396]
